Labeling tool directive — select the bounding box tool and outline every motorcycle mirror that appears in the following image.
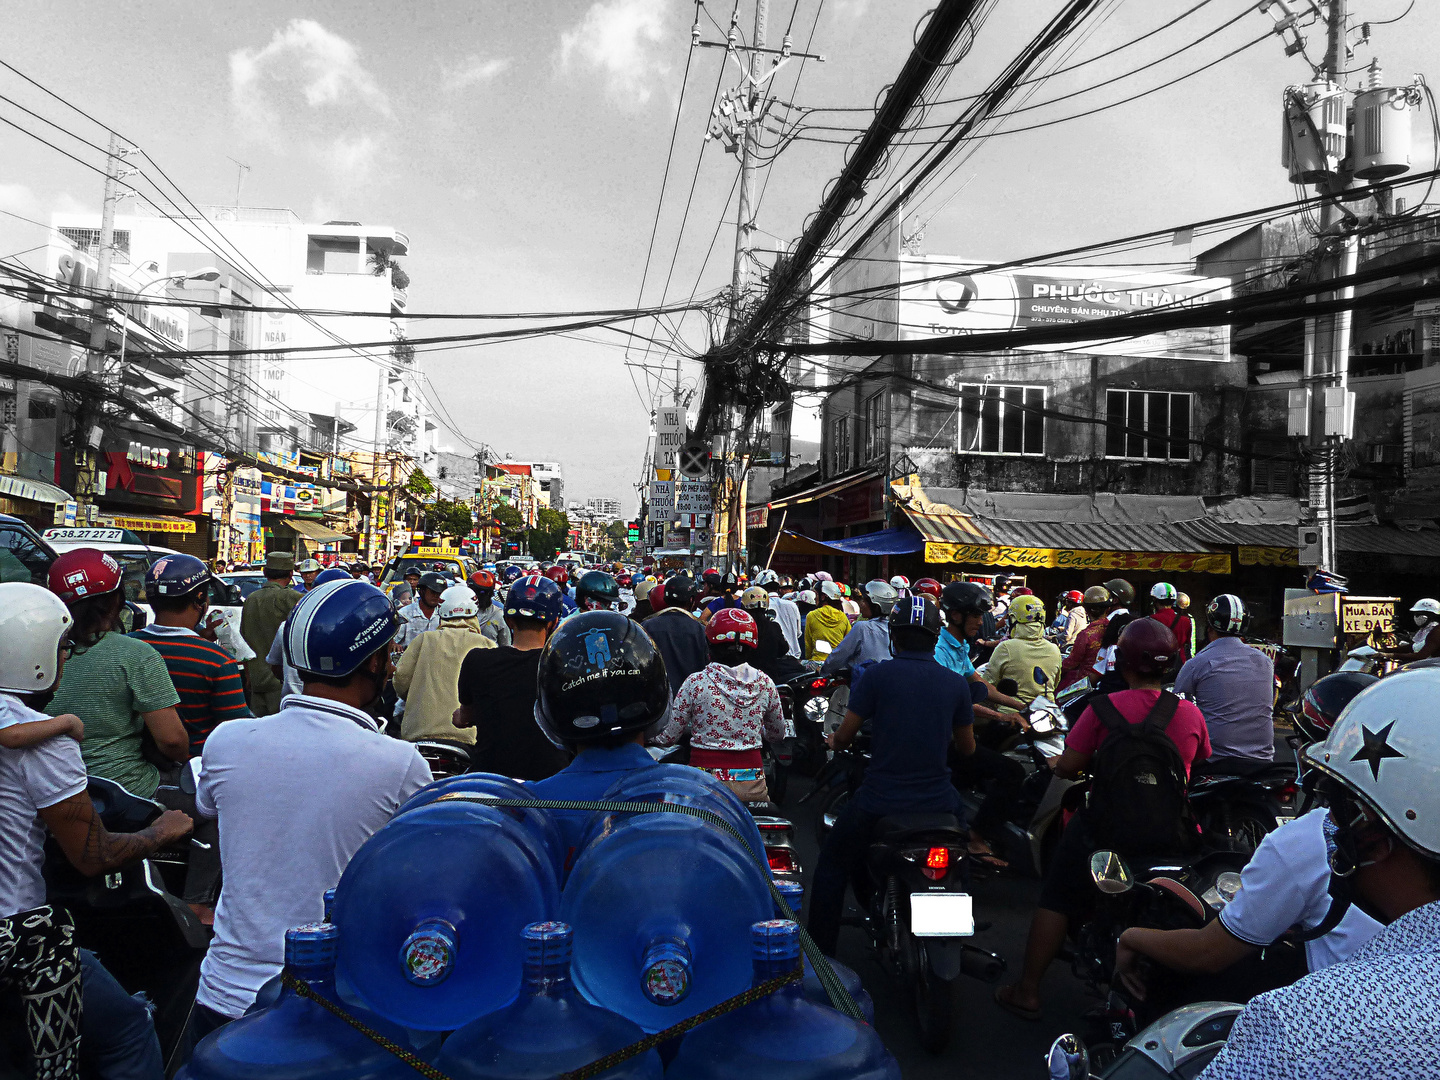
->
[1046,1033,1090,1080]
[1089,850,1134,895]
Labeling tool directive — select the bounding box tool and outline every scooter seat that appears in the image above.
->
[874,813,966,841]
[87,776,162,833]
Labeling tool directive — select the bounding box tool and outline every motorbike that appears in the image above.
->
[858,814,1005,1054]
[778,669,844,780]
[40,776,209,1074]
[1187,763,1297,856]
[1048,1001,1244,1080]
[413,739,471,780]
[802,728,870,845]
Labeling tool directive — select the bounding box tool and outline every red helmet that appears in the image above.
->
[543,565,569,587]
[469,570,497,592]
[1011,586,1033,597]
[912,578,943,602]
[49,548,123,604]
[1063,590,1084,605]
[706,608,758,649]
[1116,617,1179,676]
[648,579,665,610]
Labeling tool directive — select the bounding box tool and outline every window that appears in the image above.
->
[58,227,131,265]
[862,391,887,462]
[0,524,51,585]
[27,398,56,420]
[1105,390,1192,461]
[957,383,1045,456]
[1251,435,1295,496]
[829,415,851,475]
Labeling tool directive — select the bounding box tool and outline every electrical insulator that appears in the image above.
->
[781,34,792,58]
[1281,82,1347,184]
[691,20,700,47]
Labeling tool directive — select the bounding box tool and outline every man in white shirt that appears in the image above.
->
[765,582,804,658]
[394,571,446,652]
[189,579,432,1044]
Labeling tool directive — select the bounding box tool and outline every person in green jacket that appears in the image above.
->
[979,594,1063,706]
[239,552,300,716]
[804,580,853,662]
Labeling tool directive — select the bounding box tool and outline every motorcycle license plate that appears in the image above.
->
[910,892,974,937]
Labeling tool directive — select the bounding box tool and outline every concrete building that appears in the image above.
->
[584,497,623,519]
[498,460,563,510]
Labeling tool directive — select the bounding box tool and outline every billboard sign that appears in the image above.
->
[654,406,685,468]
[898,256,1231,361]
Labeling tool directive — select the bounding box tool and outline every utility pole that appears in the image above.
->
[372,363,387,563]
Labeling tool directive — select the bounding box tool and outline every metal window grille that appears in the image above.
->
[956,383,1045,456]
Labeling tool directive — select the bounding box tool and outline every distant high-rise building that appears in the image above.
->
[584,497,623,519]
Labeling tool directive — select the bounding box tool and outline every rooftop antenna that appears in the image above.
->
[228,157,251,206]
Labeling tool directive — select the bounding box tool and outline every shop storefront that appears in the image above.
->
[753,470,885,579]
[0,473,73,531]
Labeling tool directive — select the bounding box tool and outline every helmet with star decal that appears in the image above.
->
[1303,668,1440,858]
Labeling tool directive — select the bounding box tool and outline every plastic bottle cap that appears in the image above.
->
[285,923,339,969]
[322,889,336,922]
[640,939,692,1006]
[400,918,458,986]
[523,920,573,989]
[751,919,801,964]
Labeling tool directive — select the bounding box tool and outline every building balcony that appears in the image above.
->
[391,286,407,312]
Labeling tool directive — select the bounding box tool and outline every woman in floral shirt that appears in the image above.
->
[651,608,793,802]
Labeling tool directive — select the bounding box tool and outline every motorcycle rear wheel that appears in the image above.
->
[913,941,955,1055]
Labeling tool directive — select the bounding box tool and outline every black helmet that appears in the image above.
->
[660,574,698,611]
[939,580,991,617]
[535,612,670,745]
[1297,671,1378,744]
[1206,593,1249,636]
[576,570,620,611]
[888,593,942,640]
[418,571,450,595]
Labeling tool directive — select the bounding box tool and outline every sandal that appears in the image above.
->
[994,984,1041,1022]
[968,841,1009,870]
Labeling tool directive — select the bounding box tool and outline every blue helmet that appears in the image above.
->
[314,567,351,587]
[145,553,212,598]
[501,565,524,583]
[504,574,565,622]
[284,579,397,678]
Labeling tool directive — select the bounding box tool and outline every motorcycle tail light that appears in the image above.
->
[810,678,828,691]
[1279,783,1296,805]
[767,847,796,874]
[926,847,949,869]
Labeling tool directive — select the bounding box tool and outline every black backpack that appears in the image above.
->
[1086,691,1193,854]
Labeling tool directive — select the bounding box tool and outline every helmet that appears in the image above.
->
[1116,617,1179,676]
[797,589,817,606]
[889,575,911,590]
[939,580,991,617]
[576,571,620,611]
[1008,594,1046,625]
[49,548,122,604]
[543,565,570,588]
[701,569,722,588]
[145,553,211,598]
[706,608,758,649]
[1150,582,1178,604]
[534,612,670,746]
[505,574,566,622]
[1411,598,1440,625]
[469,570,497,591]
[818,580,843,602]
[1206,593,1249,636]
[1082,585,1112,608]
[814,571,833,583]
[912,578,943,601]
[283,579,397,678]
[616,573,632,588]
[0,583,73,694]
[296,558,322,573]
[1062,590,1084,605]
[1011,586,1033,597]
[633,579,655,603]
[659,574,697,611]
[1102,578,1135,606]
[993,574,1011,589]
[315,567,351,587]
[502,565,524,583]
[740,586,770,610]
[418,571,450,595]
[1302,668,1440,858]
[1298,671,1380,745]
[888,593,942,640]
[437,584,480,620]
[403,566,422,581]
[861,579,899,614]
[1176,591,1191,611]
[754,569,778,588]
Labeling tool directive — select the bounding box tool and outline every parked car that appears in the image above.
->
[0,514,56,585]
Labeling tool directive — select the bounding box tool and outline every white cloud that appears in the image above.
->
[833,0,869,16]
[442,55,513,91]
[328,134,384,186]
[559,0,670,104]
[230,19,391,129]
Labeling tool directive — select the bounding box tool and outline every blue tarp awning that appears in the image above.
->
[773,528,925,558]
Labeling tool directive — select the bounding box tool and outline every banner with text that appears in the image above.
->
[925,542,1231,575]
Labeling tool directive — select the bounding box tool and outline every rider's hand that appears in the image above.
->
[825,731,843,751]
[153,809,195,846]
[1113,932,1148,1000]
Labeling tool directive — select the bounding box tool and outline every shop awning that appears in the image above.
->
[282,518,350,543]
[771,528,926,558]
[99,513,195,535]
[766,470,882,511]
[0,473,72,505]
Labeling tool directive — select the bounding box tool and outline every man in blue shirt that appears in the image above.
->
[807,594,977,956]
[529,610,667,869]
[937,581,1027,717]
[820,580,898,679]
[1173,593,1275,769]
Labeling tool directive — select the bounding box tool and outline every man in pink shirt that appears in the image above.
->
[998,618,1208,1021]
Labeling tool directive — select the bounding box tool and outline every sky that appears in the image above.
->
[1,0,1436,510]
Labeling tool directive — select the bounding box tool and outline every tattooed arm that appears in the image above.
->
[39,795,193,877]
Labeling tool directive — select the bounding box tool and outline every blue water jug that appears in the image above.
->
[665,921,902,1080]
[180,924,426,1080]
[436,922,662,1079]
[772,880,875,1025]
[561,810,771,1033]
[596,765,768,867]
[333,799,560,1031]
[398,772,565,884]
[251,888,339,1013]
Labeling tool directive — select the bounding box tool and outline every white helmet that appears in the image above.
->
[1411,598,1440,625]
[862,579,899,614]
[0,583,73,694]
[819,580,843,602]
[1303,667,1440,858]
[889,575,911,590]
[797,589,817,606]
[437,584,479,621]
[814,571,833,583]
